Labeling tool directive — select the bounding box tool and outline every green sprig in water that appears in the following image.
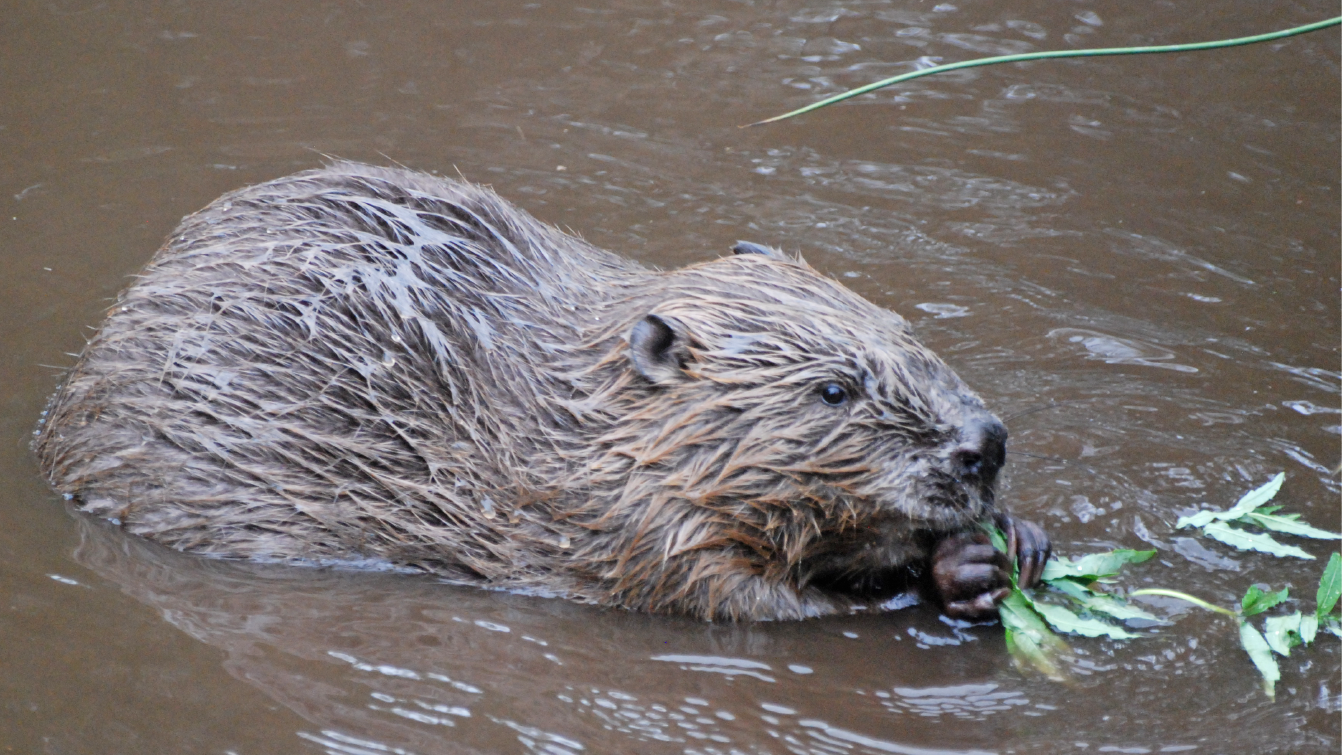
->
[1130,551,1342,700]
[992,474,1340,697]
[1176,472,1340,559]
[749,17,1342,126]
[988,525,1156,680]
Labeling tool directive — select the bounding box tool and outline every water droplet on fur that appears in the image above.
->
[480,496,495,519]
[557,533,571,548]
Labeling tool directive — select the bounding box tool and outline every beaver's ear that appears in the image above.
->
[628,314,693,385]
[732,240,786,260]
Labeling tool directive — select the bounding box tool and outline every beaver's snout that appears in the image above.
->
[950,414,1007,486]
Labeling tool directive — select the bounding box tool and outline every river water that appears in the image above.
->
[2,1,1338,753]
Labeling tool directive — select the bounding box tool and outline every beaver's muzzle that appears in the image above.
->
[949,414,1007,489]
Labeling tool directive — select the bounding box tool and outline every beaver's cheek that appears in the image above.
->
[840,457,950,521]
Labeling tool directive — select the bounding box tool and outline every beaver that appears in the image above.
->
[35,162,1049,621]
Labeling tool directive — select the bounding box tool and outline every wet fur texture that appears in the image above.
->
[37,163,1014,620]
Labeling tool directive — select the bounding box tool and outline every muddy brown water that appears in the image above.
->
[2,1,1338,753]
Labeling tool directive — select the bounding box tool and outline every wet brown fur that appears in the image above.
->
[36,162,1013,620]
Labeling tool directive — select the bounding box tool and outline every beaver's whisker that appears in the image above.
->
[1002,402,1062,422]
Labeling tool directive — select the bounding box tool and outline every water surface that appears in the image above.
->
[1,1,1338,753]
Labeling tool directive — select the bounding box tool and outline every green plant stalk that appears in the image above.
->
[1130,588,1239,617]
[750,17,1342,125]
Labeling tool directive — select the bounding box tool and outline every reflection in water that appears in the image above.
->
[1047,328,1198,372]
[884,683,1026,721]
[914,303,970,319]
[1101,229,1255,286]
[72,515,1026,755]
[1171,537,1242,572]
[1284,400,1341,417]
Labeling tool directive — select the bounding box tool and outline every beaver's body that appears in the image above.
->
[36,163,1046,620]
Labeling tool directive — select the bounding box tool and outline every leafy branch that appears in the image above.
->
[995,475,1340,699]
[993,534,1157,679]
[1175,473,1340,559]
[1131,554,1342,699]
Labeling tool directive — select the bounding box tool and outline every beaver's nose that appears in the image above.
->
[950,415,1007,484]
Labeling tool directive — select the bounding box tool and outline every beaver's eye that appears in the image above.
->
[819,383,848,407]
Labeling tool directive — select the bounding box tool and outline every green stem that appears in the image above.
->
[749,17,1342,126]
[1130,589,1239,617]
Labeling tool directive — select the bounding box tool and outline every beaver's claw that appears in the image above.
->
[931,516,1052,620]
[1001,514,1051,589]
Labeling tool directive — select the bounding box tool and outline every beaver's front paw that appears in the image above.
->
[931,517,1053,620]
[931,532,1012,620]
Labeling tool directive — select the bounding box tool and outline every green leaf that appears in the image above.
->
[1239,621,1280,699]
[1243,513,1342,540]
[999,590,1068,681]
[1299,614,1319,645]
[1325,618,1342,638]
[1203,521,1315,559]
[1176,510,1222,529]
[1048,579,1163,623]
[1176,473,1285,529]
[1317,552,1342,617]
[1242,585,1289,616]
[1263,612,1303,657]
[1040,549,1156,581]
[985,523,1008,555]
[1028,598,1142,639]
[999,591,1060,641]
[1226,472,1286,517]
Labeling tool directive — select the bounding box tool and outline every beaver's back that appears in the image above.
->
[36,163,640,576]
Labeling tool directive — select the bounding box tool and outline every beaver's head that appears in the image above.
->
[577,244,1007,609]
